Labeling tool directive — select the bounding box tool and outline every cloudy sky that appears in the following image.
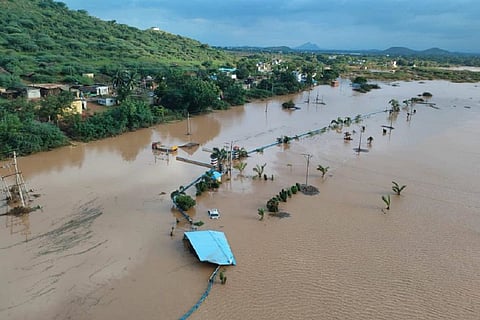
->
[62,0,480,53]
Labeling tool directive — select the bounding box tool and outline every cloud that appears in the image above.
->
[62,0,480,52]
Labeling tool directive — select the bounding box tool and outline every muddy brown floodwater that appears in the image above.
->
[1,80,480,320]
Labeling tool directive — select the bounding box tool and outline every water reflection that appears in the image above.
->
[152,113,222,147]
[6,213,31,242]
[87,127,154,162]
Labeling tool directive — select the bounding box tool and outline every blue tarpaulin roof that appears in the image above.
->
[184,230,236,266]
[212,171,222,181]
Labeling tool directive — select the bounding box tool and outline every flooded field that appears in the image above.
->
[1,80,480,320]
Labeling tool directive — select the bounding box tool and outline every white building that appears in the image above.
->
[96,86,109,96]
[97,97,116,106]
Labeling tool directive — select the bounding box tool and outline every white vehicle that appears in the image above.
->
[208,208,220,219]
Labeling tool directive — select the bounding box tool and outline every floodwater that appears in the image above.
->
[1,80,480,320]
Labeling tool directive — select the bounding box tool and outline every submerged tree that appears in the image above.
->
[388,99,400,112]
[382,195,391,211]
[253,163,267,178]
[367,136,374,145]
[266,197,279,213]
[421,92,433,102]
[175,194,196,211]
[317,165,330,178]
[233,161,247,175]
[257,208,265,220]
[392,181,407,195]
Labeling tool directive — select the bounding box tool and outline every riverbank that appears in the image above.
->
[1,80,479,320]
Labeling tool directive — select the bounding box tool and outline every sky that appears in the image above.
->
[61,0,480,53]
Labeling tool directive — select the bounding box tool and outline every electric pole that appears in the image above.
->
[301,153,313,186]
[186,112,191,135]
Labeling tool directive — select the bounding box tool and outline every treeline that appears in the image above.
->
[0,96,183,159]
[0,98,70,159]
[0,65,315,159]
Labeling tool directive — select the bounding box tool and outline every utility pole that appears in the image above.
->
[229,141,233,178]
[186,112,191,135]
[301,153,313,186]
[357,127,363,155]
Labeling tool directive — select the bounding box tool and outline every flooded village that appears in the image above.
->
[1,79,480,319]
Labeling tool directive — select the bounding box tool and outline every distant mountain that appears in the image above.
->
[383,47,418,56]
[419,47,452,56]
[294,42,321,51]
[224,44,479,57]
[383,47,453,56]
[220,46,295,53]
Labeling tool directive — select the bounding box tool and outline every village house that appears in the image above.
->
[218,67,237,79]
[69,88,87,112]
[25,87,41,100]
[76,84,110,97]
[97,97,116,107]
[30,83,68,98]
[256,62,269,73]
[0,85,61,100]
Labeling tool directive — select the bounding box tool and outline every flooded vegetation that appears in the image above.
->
[1,80,480,320]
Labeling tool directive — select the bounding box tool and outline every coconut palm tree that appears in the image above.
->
[392,181,407,195]
[253,163,267,178]
[211,147,228,162]
[233,162,247,175]
[317,165,330,178]
[382,195,391,211]
[388,99,400,112]
[112,69,139,102]
[211,147,228,171]
[257,208,265,220]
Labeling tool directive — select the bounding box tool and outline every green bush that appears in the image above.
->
[175,194,196,211]
[291,185,298,194]
[266,198,279,212]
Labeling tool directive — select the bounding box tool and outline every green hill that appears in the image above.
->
[0,0,234,85]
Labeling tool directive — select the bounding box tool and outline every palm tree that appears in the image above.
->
[124,70,138,91]
[112,70,139,102]
[112,69,124,89]
[388,99,400,112]
[392,181,407,195]
[211,147,228,171]
[382,195,391,211]
[253,163,267,178]
[257,208,265,220]
[211,147,228,162]
[317,165,330,178]
[233,162,247,175]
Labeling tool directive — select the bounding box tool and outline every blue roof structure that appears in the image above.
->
[212,171,222,181]
[184,230,236,266]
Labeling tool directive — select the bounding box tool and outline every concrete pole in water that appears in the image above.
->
[229,141,233,178]
[186,112,191,135]
[302,153,313,186]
